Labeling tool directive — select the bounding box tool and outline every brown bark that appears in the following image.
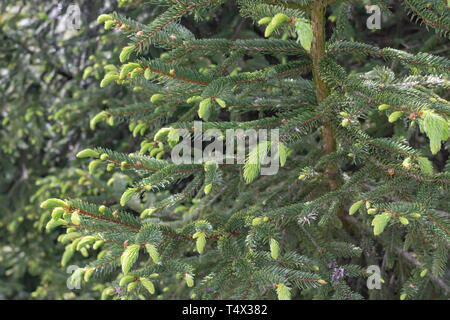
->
[310,1,349,230]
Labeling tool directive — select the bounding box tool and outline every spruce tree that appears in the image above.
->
[42,0,449,300]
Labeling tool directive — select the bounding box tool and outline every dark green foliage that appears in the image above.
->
[3,0,449,300]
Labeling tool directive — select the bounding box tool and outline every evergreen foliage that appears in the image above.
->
[29,0,450,300]
[0,0,134,299]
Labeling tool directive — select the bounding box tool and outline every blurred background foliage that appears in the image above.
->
[0,0,132,299]
[0,0,448,299]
